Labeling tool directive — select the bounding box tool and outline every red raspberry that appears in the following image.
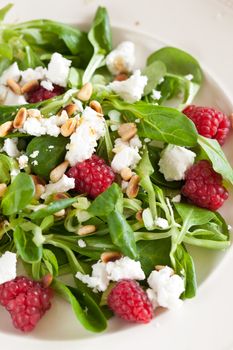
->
[107,279,153,324]
[0,276,53,332]
[26,84,65,103]
[182,160,228,210]
[66,155,115,198]
[183,105,230,145]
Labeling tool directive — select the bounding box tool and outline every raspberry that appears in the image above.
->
[0,276,53,332]
[107,279,153,323]
[183,105,230,145]
[66,155,115,198]
[182,160,228,210]
[26,84,65,103]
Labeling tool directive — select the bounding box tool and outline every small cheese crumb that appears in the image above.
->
[155,217,169,229]
[0,62,21,84]
[0,251,17,285]
[17,154,29,169]
[185,74,194,81]
[20,66,46,84]
[29,150,39,158]
[2,138,20,158]
[46,53,71,87]
[159,145,196,181]
[31,160,38,166]
[41,174,75,199]
[109,70,148,103]
[172,194,181,203]
[151,89,162,100]
[40,80,54,91]
[77,239,87,248]
[4,89,27,106]
[111,137,141,173]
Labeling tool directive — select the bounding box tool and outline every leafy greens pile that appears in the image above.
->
[0,4,232,333]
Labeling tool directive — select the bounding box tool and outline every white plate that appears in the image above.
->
[1,0,233,349]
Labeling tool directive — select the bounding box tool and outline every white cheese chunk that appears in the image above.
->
[158,145,196,181]
[18,154,29,169]
[20,66,46,84]
[41,174,75,199]
[2,138,20,158]
[40,80,54,91]
[77,239,87,248]
[4,89,27,106]
[151,89,162,100]
[111,137,141,173]
[46,53,71,87]
[0,62,21,84]
[76,257,145,292]
[106,41,135,75]
[108,70,148,103]
[0,251,17,285]
[147,266,185,310]
[65,106,106,165]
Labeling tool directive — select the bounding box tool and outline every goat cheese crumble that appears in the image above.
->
[159,145,196,181]
[18,154,29,169]
[2,138,20,158]
[0,251,17,285]
[76,257,145,292]
[65,106,106,165]
[41,174,75,199]
[46,52,71,87]
[147,266,185,310]
[106,41,135,75]
[111,136,142,173]
[108,70,148,103]
[0,62,20,84]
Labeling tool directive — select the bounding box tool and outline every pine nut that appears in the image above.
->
[101,251,122,263]
[64,103,78,116]
[13,107,28,129]
[30,175,46,186]
[77,82,93,102]
[77,225,96,236]
[0,121,13,137]
[60,118,77,137]
[126,175,140,199]
[50,161,69,183]
[120,167,132,181]
[0,183,7,197]
[118,123,137,141]
[21,80,39,94]
[136,210,143,222]
[89,100,103,114]
[35,184,45,200]
[54,209,66,217]
[7,79,21,95]
[114,73,128,81]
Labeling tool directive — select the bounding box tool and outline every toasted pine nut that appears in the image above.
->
[54,209,66,217]
[126,175,140,199]
[136,210,143,222]
[35,184,45,200]
[13,107,28,129]
[7,79,21,95]
[89,100,103,114]
[60,118,77,137]
[120,167,132,181]
[114,73,129,81]
[21,80,39,94]
[155,265,174,275]
[64,103,78,116]
[0,121,13,137]
[101,251,122,263]
[30,175,46,186]
[118,123,137,142]
[0,183,7,197]
[50,161,69,183]
[77,225,96,236]
[77,82,93,102]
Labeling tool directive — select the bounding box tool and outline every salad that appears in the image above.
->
[0,4,232,333]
